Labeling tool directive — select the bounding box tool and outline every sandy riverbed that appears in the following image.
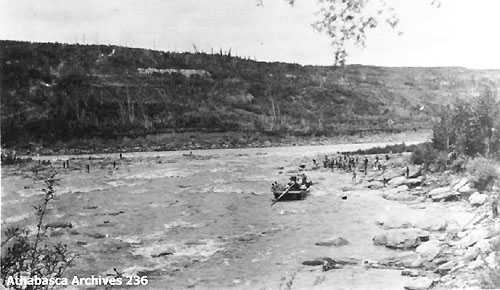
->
[1,139,474,289]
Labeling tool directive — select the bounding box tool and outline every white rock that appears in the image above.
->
[493,222,500,235]
[475,239,492,253]
[451,177,469,191]
[467,257,484,270]
[389,176,424,187]
[376,252,422,268]
[458,228,491,248]
[446,220,461,233]
[404,277,434,290]
[485,252,497,269]
[429,186,451,196]
[428,187,459,201]
[463,246,480,261]
[388,176,408,187]
[457,183,474,194]
[469,192,488,206]
[406,177,424,187]
[437,260,456,274]
[373,229,430,249]
[376,215,447,231]
[416,240,442,261]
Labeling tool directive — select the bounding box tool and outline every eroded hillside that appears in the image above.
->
[2,40,500,146]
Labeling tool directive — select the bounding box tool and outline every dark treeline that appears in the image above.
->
[2,40,500,147]
[432,83,500,158]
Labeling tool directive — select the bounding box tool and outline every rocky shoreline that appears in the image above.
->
[302,156,500,289]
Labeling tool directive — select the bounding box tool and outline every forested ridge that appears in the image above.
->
[2,40,500,147]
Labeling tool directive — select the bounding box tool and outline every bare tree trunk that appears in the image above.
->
[270,98,276,131]
[276,102,281,130]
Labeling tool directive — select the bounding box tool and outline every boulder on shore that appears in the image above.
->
[388,176,409,187]
[486,252,498,269]
[469,192,488,206]
[375,215,447,232]
[315,237,349,247]
[388,176,424,188]
[373,229,430,249]
[405,177,424,187]
[428,187,460,202]
[457,183,475,194]
[436,260,457,275]
[415,240,442,261]
[375,252,422,269]
[457,228,491,248]
[451,177,469,192]
[404,277,434,290]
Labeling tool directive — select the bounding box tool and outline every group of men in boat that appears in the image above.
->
[271,164,313,195]
[286,171,313,191]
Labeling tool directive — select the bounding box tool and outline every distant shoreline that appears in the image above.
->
[6,129,431,157]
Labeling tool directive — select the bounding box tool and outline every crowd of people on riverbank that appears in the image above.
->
[312,152,410,185]
[316,153,390,174]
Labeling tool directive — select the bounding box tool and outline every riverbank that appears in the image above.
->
[348,155,500,289]
[5,129,430,156]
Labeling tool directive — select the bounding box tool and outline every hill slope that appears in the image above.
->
[2,40,500,147]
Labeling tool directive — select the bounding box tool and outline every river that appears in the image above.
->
[2,138,472,289]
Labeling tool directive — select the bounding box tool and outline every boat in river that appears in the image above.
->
[272,186,310,200]
[271,175,312,202]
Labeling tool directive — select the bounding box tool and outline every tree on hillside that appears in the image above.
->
[473,83,499,156]
[432,82,500,157]
[432,104,453,152]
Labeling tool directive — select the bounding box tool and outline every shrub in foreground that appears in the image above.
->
[410,143,438,166]
[1,170,76,289]
[466,157,499,191]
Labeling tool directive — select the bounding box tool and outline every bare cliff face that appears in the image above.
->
[2,40,500,146]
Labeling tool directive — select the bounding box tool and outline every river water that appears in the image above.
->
[4,138,472,289]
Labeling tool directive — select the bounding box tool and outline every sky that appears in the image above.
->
[1,0,500,69]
